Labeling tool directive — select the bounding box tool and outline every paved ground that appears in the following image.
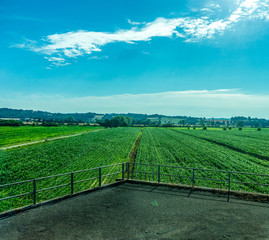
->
[0,182,268,240]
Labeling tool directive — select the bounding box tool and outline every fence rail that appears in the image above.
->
[1,162,268,212]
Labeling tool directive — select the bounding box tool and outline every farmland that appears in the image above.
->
[0,126,269,212]
[0,125,103,148]
[0,127,141,211]
[134,128,269,193]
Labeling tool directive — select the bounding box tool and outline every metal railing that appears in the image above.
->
[1,162,268,213]
[128,162,269,200]
[0,163,126,212]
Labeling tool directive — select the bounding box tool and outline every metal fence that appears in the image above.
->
[0,163,125,212]
[128,162,269,199]
[1,162,268,213]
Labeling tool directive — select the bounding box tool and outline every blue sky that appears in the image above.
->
[1,0,269,117]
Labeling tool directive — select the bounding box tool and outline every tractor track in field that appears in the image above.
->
[128,128,143,177]
[0,129,105,150]
[170,129,269,165]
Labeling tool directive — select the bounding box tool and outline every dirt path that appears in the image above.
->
[0,129,105,150]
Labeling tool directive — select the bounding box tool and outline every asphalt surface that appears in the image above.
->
[0,182,268,240]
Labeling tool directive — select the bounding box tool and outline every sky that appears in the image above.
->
[1,0,269,118]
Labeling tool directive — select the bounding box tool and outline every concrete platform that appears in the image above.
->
[0,182,268,240]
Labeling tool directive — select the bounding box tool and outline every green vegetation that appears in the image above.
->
[134,128,269,193]
[98,115,133,127]
[1,126,269,212]
[0,127,141,212]
[0,125,103,147]
[0,120,23,126]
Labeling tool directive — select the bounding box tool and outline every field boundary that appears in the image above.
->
[0,129,105,150]
[128,128,143,176]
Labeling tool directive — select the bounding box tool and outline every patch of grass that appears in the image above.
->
[0,125,103,147]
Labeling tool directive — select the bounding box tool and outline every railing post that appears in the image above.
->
[227,171,231,202]
[99,167,102,189]
[71,172,74,195]
[122,163,125,181]
[192,168,195,188]
[127,162,129,180]
[33,179,36,205]
[158,165,160,183]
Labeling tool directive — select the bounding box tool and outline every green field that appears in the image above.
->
[134,128,269,193]
[0,125,103,147]
[0,127,268,212]
[0,127,141,211]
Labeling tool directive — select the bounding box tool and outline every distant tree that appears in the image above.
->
[98,116,133,128]
[254,122,260,128]
[0,120,23,126]
[199,119,205,126]
[42,122,59,127]
[236,120,244,128]
[66,116,75,124]
[179,120,185,126]
[162,123,173,127]
[210,119,215,127]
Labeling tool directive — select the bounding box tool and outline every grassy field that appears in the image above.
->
[0,126,268,212]
[0,125,103,147]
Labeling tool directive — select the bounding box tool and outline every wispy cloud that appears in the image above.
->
[1,89,269,118]
[44,56,70,66]
[15,0,269,66]
[127,19,146,25]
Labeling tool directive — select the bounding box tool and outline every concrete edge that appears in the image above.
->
[0,180,124,220]
[125,179,269,202]
[1,179,268,219]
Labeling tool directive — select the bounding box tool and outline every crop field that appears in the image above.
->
[134,128,269,193]
[0,126,268,213]
[0,127,141,212]
[0,125,103,147]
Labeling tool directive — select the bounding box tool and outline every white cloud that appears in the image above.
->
[1,89,269,118]
[89,55,108,60]
[16,0,269,65]
[44,56,70,66]
[127,19,146,25]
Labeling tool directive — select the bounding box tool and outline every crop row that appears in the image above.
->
[134,128,269,193]
[0,127,141,212]
[173,128,269,159]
